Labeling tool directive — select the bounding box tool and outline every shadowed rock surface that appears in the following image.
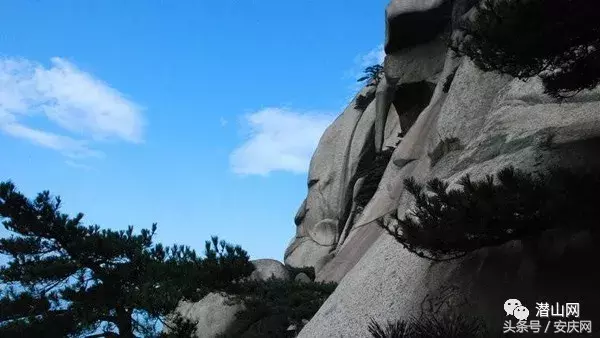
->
[289,1,600,337]
[385,0,452,54]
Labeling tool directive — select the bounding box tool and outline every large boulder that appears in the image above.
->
[172,293,244,338]
[249,259,291,281]
[295,272,312,284]
[169,259,290,337]
[292,1,600,336]
[298,55,600,337]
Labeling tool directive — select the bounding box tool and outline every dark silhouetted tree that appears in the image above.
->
[358,65,384,87]
[452,0,600,99]
[219,278,337,338]
[379,167,599,261]
[368,313,488,338]
[0,181,254,337]
[355,93,375,111]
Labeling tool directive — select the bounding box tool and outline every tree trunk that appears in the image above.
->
[116,307,134,338]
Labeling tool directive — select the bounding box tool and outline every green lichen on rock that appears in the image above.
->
[428,137,462,167]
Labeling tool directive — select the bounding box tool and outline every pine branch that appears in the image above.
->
[1,180,254,337]
[379,166,600,260]
[452,0,600,99]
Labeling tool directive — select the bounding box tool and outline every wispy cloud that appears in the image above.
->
[359,44,385,68]
[342,44,385,103]
[344,44,385,81]
[0,57,145,160]
[65,160,93,171]
[2,123,103,158]
[230,45,385,176]
[230,108,335,176]
[220,117,228,127]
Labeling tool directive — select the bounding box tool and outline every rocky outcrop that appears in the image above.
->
[248,259,291,281]
[300,56,600,337]
[385,0,452,54]
[284,84,402,270]
[169,259,291,338]
[172,293,244,338]
[294,272,312,284]
[293,1,600,337]
[285,0,448,275]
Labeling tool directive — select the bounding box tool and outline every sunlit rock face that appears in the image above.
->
[284,84,402,270]
[172,293,244,338]
[248,259,291,281]
[294,0,600,337]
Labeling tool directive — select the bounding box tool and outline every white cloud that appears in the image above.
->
[2,123,102,158]
[220,117,228,127]
[65,160,93,171]
[229,45,385,176]
[230,108,335,176]
[345,44,385,80]
[343,44,385,99]
[0,57,144,158]
[359,44,385,68]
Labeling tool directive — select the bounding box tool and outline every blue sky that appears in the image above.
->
[0,0,387,262]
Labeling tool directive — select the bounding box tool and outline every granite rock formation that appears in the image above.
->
[168,259,292,338]
[291,0,600,336]
[248,259,291,282]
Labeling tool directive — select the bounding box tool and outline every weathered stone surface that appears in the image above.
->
[284,236,334,269]
[376,32,446,161]
[295,272,312,283]
[313,252,335,276]
[285,84,392,268]
[170,259,291,337]
[294,198,307,226]
[316,51,462,283]
[375,76,398,153]
[249,259,291,281]
[173,293,244,338]
[291,2,600,335]
[337,177,366,248]
[299,56,600,337]
[285,31,444,270]
[385,0,452,54]
[384,35,448,84]
[308,219,338,246]
[303,230,598,337]
[383,104,401,148]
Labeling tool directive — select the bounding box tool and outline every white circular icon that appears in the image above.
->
[504,299,522,316]
[513,305,530,321]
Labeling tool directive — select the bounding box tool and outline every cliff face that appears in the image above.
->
[291,1,600,336]
[284,78,403,271]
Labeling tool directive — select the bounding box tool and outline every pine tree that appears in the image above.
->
[0,181,254,337]
[358,65,384,87]
[452,0,600,99]
[219,278,337,337]
[379,167,599,261]
[368,313,488,338]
